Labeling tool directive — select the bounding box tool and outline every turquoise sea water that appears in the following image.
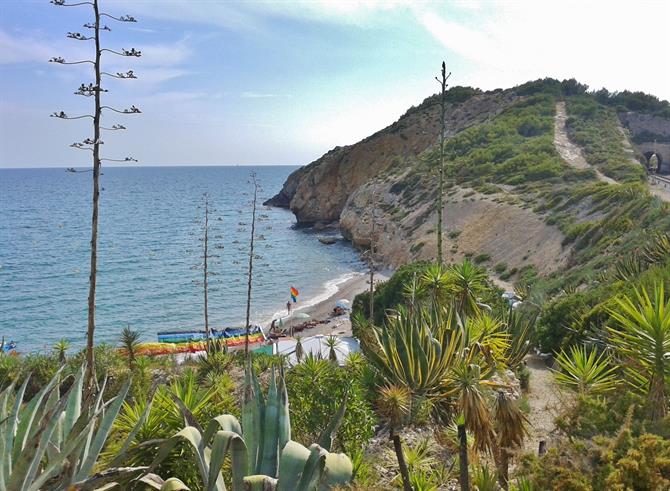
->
[0,166,365,352]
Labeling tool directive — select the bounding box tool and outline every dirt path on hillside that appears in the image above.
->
[521,355,567,455]
[554,102,618,185]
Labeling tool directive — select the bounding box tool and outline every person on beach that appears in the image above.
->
[286,300,292,315]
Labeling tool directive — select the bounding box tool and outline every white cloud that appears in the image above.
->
[419,0,670,101]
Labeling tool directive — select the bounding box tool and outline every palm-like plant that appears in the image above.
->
[325,335,340,363]
[448,259,487,318]
[53,338,70,364]
[607,283,670,420]
[493,390,529,489]
[553,345,618,396]
[419,264,451,309]
[377,384,412,491]
[120,325,141,370]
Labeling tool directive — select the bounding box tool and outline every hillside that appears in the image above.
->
[268,79,670,288]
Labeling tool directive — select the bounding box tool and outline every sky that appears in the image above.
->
[1,0,669,168]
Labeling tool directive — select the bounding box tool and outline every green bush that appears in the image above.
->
[285,356,376,453]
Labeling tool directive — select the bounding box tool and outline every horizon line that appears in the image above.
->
[0,163,301,170]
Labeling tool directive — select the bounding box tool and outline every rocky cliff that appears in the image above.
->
[266,79,670,287]
[266,88,516,224]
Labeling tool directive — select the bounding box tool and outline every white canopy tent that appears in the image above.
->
[274,335,360,366]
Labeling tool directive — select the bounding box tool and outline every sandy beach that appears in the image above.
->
[272,271,389,338]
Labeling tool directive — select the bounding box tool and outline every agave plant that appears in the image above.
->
[607,283,670,420]
[365,305,463,399]
[0,365,154,490]
[146,363,353,490]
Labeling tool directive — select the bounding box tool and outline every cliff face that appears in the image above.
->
[267,80,670,286]
[266,89,517,224]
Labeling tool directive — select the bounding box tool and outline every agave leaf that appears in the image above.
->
[296,444,326,491]
[8,379,71,491]
[276,369,291,454]
[0,381,17,489]
[169,391,204,434]
[318,451,354,490]
[13,368,63,464]
[3,376,30,480]
[316,392,347,452]
[243,475,277,490]
[74,378,131,481]
[149,427,209,487]
[276,440,310,491]
[63,365,85,442]
[159,477,191,491]
[26,417,97,491]
[67,466,149,490]
[260,368,279,477]
[202,414,242,446]
[207,430,247,491]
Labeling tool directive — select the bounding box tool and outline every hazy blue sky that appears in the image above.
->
[1,0,669,167]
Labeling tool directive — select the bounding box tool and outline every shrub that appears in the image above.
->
[286,356,376,453]
[474,253,491,264]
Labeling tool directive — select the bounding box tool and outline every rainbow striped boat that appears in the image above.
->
[157,325,264,344]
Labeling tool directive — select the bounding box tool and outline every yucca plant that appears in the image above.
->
[607,283,670,420]
[641,232,670,265]
[448,259,487,319]
[377,384,412,491]
[325,336,341,363]
[419,264,452,310]
[0,365,155,490]
[553,345,618,396]
[493,390,529,489]
[471,465,500,491]
[120,326,141,370]
[53,338,70,365]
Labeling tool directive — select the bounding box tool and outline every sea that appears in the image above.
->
[0,166,366,353]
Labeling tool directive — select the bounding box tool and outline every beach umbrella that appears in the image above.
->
[335,299,351,310]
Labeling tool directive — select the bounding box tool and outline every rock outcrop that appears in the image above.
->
[266,89,517,224]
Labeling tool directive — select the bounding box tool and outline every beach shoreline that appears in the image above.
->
[267,270,389,338]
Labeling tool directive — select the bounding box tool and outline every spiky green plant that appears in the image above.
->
[377,384,412,491]
[493,390,529,489]
[365,306,462,399]
[448,259,487,318]
[419,264,452,309]
[0,365,155,490]
[120,325,141,370]
[553,345,618,396]
[607,283,670,420]
[151,362,353,491]
[325,336,340,363]
[471,465,500,491]
[53,338,70,365]
[641,232,670,265]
